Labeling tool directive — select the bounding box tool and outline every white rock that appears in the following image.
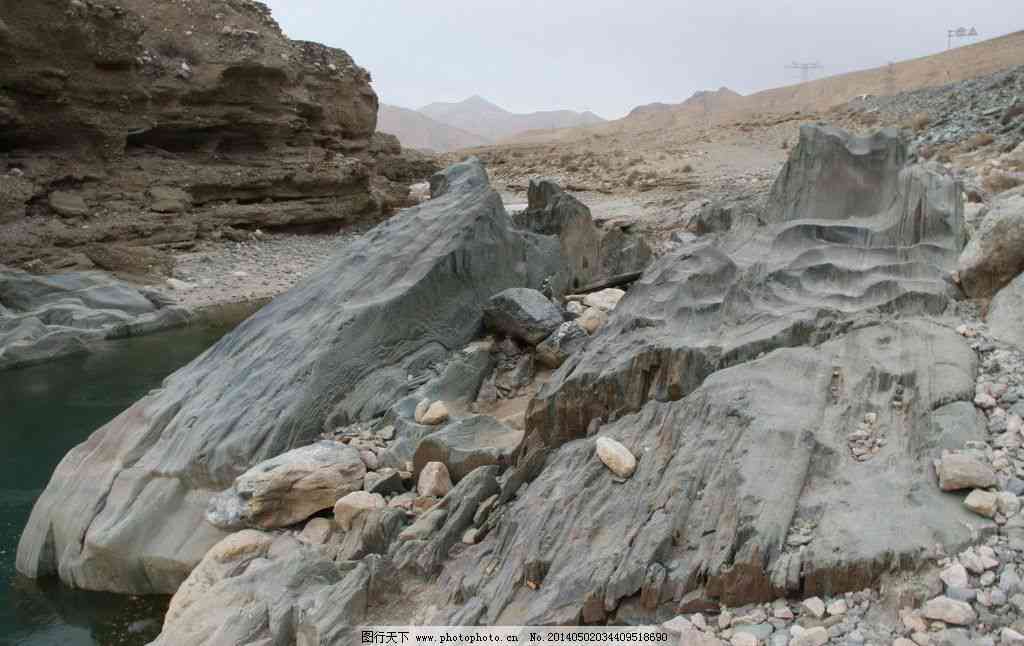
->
[730,634,757,646]
[415,400,449,426]
[583,288,626,312]
[417,461,453,497]
[595,436,637,478]
[566,301,585,316]
[332,491,385,530]
[661,615,693,636]
[1002,628,1024,646]
[791,626,828,646]
[826,598,848,616]
[975,393,997,409]
[577,307,608,334]
[935,453,997,491]
[940,562,969,589]
[921,595,977,625]
[965,489,999,518]
[801,596,826,618]
[166,278,196,291]
[998,491,1021,516]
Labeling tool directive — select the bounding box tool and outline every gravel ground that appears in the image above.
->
[165,229,367,310]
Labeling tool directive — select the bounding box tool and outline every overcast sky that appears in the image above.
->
[263,1,1022,119]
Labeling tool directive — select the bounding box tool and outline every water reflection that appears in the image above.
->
[0,319,237,645]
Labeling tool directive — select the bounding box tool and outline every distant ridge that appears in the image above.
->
[418,96,605,141]
[377,104,491,153]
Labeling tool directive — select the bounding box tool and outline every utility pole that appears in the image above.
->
[947,26,978,49]
[885,62,896,96]
[786,61,823,83]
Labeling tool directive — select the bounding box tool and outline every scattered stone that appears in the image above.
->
[941,563,969,589]
[790,626,827,646]
[964,489,999,518]
[577,307,608,334]
[801,596,826,619]
[48,191,89,217]
[415,400,450,426]
[298,518,333,545]
[935,453,998,491]
[582,288,625,312]
[332,491,385,531]
[595,436,636,478]
[921,596,977,626]
[417,462,453,497]
[536,321,588,368]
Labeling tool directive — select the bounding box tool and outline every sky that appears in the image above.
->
[263,0,1023,120]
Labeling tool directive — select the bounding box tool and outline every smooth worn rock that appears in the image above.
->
[582,288,626,312]
[577,306,608,334]
[936,453,998,491]
[483,288,564,345]
[17,158,544,594]
[206,441,366,530]
[526,126,963,451]
[802,597,826,618]
[595,436,637,478]
[437,320,986,622]
[48,191,90,218]
[416,400,450,426]
[964,489,999,518]
[417,462,453,498]
[333,491,385,531]
[790,626,828,646]
[413,415,524,482]
[0,268,190,370]
[922,595,977,626]
[958,190,1024,299]
[988,272,1024,349]
[299,518,334,545]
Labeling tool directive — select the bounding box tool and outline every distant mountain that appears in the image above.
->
[418,95,605,141]
[377,104,491,153]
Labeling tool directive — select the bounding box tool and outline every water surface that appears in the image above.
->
[0,322,234,645]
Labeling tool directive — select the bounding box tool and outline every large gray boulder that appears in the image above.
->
[483,288,564,345]
[437,320,989,622]
[0,268,190,369]
[412,415,524,482]
[987,272,1024,347]
[514,179,653,291]
[958,189,1024,299]
[17,158,545,594]
[149,529,393,646]
[527,125,963,449]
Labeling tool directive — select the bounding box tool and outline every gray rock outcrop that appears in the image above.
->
[958,189,1024,299]
[438,321,989,622]
[527,125,964,449]
[987,272,1024,348]
[16,158,546,594]
[412,415,524,482]
[513,179,653,291]
[483,288,564,345]
[427,125,984,621]
[0,268,190,369]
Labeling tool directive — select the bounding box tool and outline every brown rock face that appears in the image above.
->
[0,0,436,267]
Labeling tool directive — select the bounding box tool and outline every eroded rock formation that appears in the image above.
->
[16,158,538,594]
[0,0,435,268]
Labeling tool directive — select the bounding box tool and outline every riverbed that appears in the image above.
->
[0,322,236,645]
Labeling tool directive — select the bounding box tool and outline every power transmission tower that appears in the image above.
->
[786,61,823,83]
[947,26,978,49]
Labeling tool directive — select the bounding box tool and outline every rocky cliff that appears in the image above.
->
[0,0,435,269]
